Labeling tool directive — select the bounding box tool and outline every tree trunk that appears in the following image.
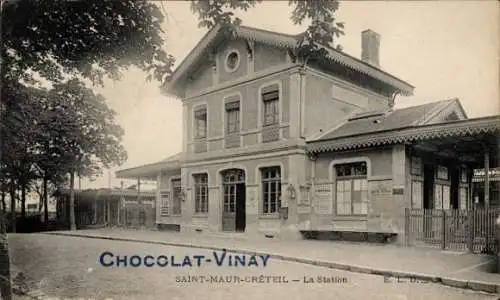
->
[9,185,16,233]
[20,182,26,219]
[0,223,12,300]
[43,177,48,224]
[69,171,76,230]
[1,189,5,214]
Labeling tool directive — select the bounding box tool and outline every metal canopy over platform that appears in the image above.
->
[115,153,182,180]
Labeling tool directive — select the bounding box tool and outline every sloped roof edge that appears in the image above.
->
[307,115,500,153]
[164,25,414,96]
[115,152,182,179]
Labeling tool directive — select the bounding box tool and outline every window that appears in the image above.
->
[160,192,170,216]
[459,187,467,210]
[194,108,207,139]
[171,179,182,215]
[225,50,240,72]
[223,184,237,213]
[335,162,368,215]
[436,165,449,180]
[434,183,450,209]
[262,90,279,126]
[411,157,422,176]
[193,174,209,214]
[225,101,240,134]
[411,181,423,209]
[460,167,468,183]
[261,167,281,214]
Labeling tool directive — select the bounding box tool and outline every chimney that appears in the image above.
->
[361,29,381,68]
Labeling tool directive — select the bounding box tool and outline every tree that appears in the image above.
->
[0,82,42,230]
[46,79,127,230]
[31,88,71,224]
[1,0,175,85]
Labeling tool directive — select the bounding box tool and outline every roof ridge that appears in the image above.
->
[349,108,392,120]
[238,24,302,39]
[395,99,450,111]
[166,24,414,96]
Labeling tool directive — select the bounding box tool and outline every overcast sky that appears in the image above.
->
[81,1,499,189]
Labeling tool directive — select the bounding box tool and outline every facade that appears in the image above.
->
[116,24,500,244]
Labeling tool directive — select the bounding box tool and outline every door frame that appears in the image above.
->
[220,168,246,232]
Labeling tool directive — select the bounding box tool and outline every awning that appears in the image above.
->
[115,153,182,179]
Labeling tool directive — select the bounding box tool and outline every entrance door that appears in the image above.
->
[423,164,435,239]
[221,169,246,232]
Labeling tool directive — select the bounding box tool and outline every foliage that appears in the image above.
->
[1,0,175,85]
[190,0,345,60]
[190,0,262,28]
[46,79,128,176]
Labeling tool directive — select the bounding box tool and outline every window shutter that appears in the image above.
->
[194,108,207,117]
[262,90,279,102]
[225,101,240,110]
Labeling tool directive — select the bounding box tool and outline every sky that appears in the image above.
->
[80,1,499,190]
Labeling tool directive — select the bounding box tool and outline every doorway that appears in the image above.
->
[423,164,435,240]
[423,164,434,209]
[221,169,246,232]
[450,167,459,209]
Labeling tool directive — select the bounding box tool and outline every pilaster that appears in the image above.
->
[288,72,301,138]
[180,168,192,232]
[392,144,407,243]
[182,104,189,154]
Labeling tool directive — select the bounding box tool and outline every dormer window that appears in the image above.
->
[225,50,240,73]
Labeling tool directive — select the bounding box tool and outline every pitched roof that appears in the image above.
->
[307,115,500,153]
[164,24,414,96]
[313,99,456,142]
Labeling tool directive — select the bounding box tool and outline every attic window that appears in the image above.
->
[225,50,240,73]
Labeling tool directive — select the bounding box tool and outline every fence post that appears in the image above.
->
[468,209,474,253]
[404,208,410,246]
[441,210,446,250]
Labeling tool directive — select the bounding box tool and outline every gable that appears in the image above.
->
[163,25,414,99]
[417,99,468,125]
[182,37,291,98]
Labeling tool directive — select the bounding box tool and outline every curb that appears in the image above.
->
[44,232,500,295]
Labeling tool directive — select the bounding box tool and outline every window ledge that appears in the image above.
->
[332,216,368,221]
[193,214,209,218]
[258,214,280,220]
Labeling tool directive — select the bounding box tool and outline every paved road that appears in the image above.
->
[7,234,498,300]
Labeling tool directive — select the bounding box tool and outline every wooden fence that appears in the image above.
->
[405,208,500,254]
